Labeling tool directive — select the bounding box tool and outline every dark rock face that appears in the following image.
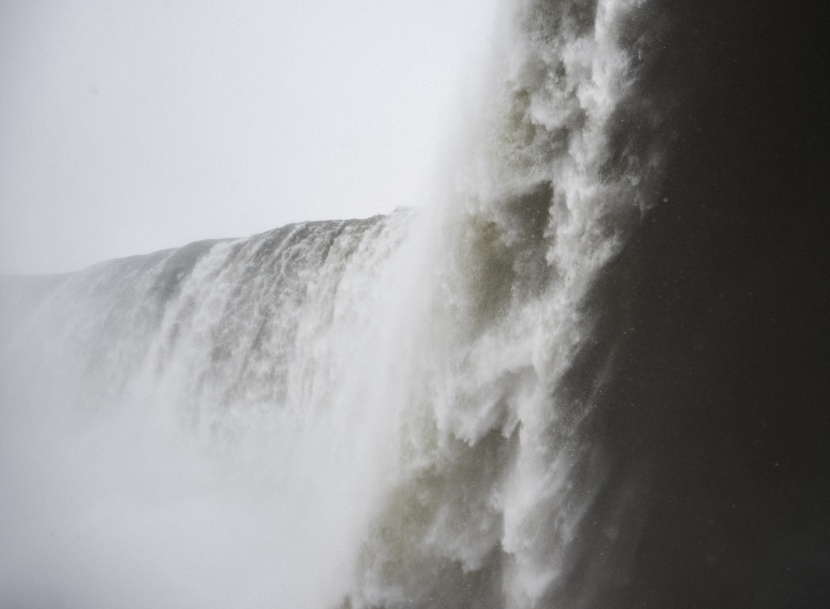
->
[574,1,830,607]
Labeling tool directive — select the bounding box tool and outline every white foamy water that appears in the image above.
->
[0,1,662,607]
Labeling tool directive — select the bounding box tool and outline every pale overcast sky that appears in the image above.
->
[0,0,499,274]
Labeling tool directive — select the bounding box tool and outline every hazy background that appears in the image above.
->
[0,0,500,275]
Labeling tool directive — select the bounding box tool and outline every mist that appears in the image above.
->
[0,0,499,274]
[1,2,501,606]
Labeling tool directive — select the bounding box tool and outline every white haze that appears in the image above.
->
[0,213,436,609]
[0,0,499,275]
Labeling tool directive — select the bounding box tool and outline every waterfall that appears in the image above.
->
[1,1,658,607]
[4,0,829,607]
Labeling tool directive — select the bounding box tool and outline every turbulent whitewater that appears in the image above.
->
[6,0,827,607]
[2,1,660,607]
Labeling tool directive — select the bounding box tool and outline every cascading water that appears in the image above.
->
[4,0,829,607]
[344,1,662,606]
[1,1,660,607]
